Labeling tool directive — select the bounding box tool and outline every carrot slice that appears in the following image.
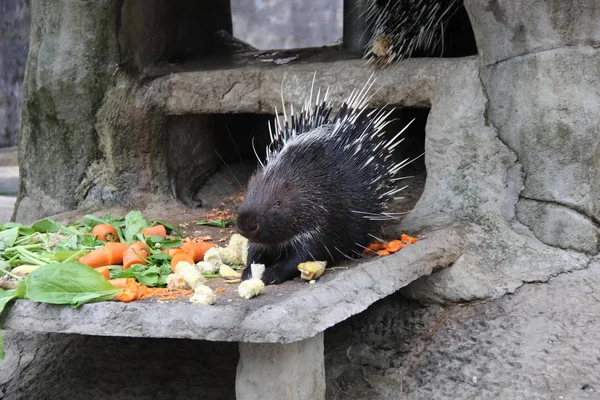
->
[161,247,185,257]
[170,252,195,272]
[109,278,129,289]
[92,224,119,242]
[385,240,404,253]
[114,278,142,302]
[141,225,167,238]
[78,248,108,268]
[181,240,217,262]
[400,234,418,245]
[123,242,151,270]
[104,242,128,265]
[94,266,111,280]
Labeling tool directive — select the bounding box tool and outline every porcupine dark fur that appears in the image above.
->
[364,0,463,65]
[237,76,414,284]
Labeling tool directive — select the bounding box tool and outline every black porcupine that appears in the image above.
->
[364,0,463,66]
[237,77,412,284]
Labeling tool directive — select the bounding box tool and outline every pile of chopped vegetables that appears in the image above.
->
[0,211,234,313]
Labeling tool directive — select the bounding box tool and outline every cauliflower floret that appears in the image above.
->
[238,278,265,299]
[203,247,222,266]
[196,260,219,274]
[190,285,216,305]
[166,273,187,290]
[220,234,249,265]
[173,261,205,289]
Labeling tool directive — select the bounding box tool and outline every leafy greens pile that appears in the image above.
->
[0,211,183,314]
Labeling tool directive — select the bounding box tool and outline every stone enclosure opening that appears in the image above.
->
[167,108,429,219]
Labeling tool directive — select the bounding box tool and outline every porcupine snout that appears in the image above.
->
[236,209,259,240]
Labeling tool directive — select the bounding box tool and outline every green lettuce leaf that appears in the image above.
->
[25,262,122,307]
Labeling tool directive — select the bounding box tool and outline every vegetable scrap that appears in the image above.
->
[298,261,327,281]
[91,224,119,242]
[196,207,237,228]
[238,278,265,299]
[364,234,418,256]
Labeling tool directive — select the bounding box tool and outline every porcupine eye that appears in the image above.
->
[273,201,281,207]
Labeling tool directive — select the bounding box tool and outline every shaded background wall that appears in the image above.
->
[0,0,342,150]
[231,0,343,49]
[0,0,29,149]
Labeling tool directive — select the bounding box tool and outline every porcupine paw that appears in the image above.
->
[260,263,302,285]
[241,265,253,281]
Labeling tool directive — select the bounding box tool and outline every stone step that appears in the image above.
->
[145,48,473,115]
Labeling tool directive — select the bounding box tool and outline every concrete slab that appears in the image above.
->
[1,227,462,344]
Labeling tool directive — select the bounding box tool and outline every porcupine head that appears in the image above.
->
[237,76,413,285]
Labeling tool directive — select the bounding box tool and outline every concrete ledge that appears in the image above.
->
[1,227,463,344]
[147,49,477,115]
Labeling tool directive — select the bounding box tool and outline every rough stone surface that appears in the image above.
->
[0,331,239,400]
[465,0,600,65]
[236,333,325,400]
[325,258,600,399]
[484,46,600,227]
[1,227,461,344]
[14,0,121,221]
[149,51,470,115]
[0,0,29,148]
[14,0,234,223]
[517,197,600,255]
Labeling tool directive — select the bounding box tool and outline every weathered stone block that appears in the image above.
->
[236,333,325,400]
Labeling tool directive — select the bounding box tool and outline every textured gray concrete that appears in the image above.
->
[2,227,461,343]
[237,333,325,400]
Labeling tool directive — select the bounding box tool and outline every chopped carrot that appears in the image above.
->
[105,242,128,264]
[123,241,151,270]
[161,247,185,257]
[363,241,385,254]
[181,240,217,262]
[170,252,195,272]
[385,240,404,253]
[215,288,225,293]
[109,278,129,289]
[94,266,111,280]
[141,225,167,238]
[91,224,119,242]
[78,242,128,268]
[401,234,418,245]
[114,278,142,302]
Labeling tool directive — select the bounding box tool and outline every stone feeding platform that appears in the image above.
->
[1,226,462,399]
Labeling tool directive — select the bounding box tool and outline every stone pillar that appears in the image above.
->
[236,333,325,400]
